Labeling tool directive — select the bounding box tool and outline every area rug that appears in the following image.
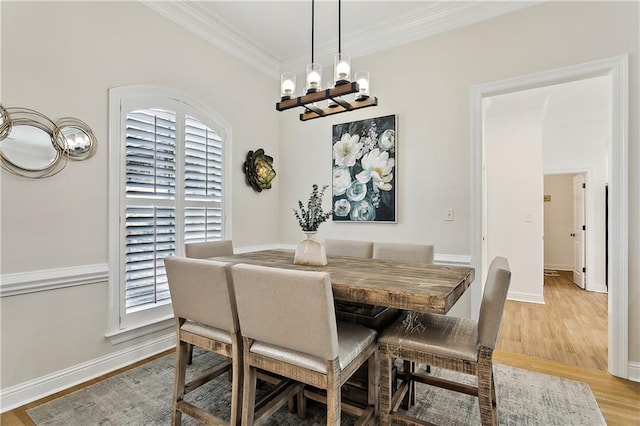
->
[27,348,605,425]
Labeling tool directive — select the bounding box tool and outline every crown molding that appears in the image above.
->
[280,1,539,72]
[142,0,281,79]
[143,1,540,80]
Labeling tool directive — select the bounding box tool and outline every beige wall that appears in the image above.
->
[278,1,638,361]
[1,0,638,399]
[485,96,546,303]
[1,1,280,389]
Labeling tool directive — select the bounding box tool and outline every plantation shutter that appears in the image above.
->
[125,109,177,313]
[123,108,223,314]
[184,115,223,243]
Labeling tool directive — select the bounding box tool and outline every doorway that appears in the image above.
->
[543,172,595,290]
[471,56,629,378]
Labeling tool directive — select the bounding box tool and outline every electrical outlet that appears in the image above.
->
[445,208,454,221]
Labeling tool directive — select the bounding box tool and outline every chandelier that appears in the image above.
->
[276,0,378,121]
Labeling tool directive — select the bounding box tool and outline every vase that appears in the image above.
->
[293,232,328,266]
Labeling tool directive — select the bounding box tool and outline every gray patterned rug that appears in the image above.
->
[27,348,605,425]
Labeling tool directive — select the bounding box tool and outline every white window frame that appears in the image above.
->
[107,86,233,340]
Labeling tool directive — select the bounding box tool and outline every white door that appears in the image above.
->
[572,174,586,288]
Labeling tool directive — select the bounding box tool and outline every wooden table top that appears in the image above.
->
[210,249,475,315]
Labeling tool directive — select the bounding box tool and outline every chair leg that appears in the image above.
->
[379,349,393,426]
[241,364,257,426]
[172,340,189,426]
[297,389,307,419]
[401,360,414,409]
[187,343,193,365]
[477,365,497,426]
[368,350,379,416]
[230,344,243,426]
[326,385,341,426]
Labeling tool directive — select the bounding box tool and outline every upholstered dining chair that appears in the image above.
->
[231,263,378,426]
[378,256,511,426]
[183,240,234,364]
[372,242,434,264]
[185,239,234,259]
[372,241,435,406]
[324,239,373,258]
[164,256,242,426]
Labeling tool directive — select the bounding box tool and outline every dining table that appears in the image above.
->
[208,248,476,415]
[208,249,475,315]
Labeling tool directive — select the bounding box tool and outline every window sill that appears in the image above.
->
[106,316,175,345]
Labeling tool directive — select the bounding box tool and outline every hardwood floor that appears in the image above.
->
[3,274,637,425]
[496,269,608,371]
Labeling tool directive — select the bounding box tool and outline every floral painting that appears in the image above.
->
[332,114,396,222]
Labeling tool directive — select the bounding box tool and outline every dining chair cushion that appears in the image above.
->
[232,263,339,361]
[379,312,480,362]
[164,257,239,334]
[325,239,374,258]
[180,321,233,345]
[373,242,434,264]
[248,321,377,374]
[335,322,378,368]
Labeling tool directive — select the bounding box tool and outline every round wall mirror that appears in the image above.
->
[0,124,59,171]
[56,118,97,160]
[0,105,95,178]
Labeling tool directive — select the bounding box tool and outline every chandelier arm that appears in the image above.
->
[338,0,341,55]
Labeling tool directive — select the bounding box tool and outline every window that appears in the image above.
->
[109,87,230,335]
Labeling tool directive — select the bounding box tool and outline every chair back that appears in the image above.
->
[325,239,373,258]
[231,263,339,361]
[373,242,434,264]
[478,256,512,348]
[164,257,239,333]
[185,240,234,259]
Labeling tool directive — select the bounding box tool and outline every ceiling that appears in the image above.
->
[143,1,540,79]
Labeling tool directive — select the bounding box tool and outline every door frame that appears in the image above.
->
[471,55,629,378]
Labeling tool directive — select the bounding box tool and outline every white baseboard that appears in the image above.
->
[507,291,545,304]
[628,361,640,383]
[435,254,472,265]
[544,264,573,271]
[235,243,288,253]
[0,333,175,413]
[586,283,608,294]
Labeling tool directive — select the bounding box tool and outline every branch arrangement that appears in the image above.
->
[293,184,333,232]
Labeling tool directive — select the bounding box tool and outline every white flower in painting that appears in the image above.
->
[356,148,395,192]
[378,129,395,151]
[346,181,367,202]
[333,133,363,167]
[333,167,352,196]
[334,199,351,217]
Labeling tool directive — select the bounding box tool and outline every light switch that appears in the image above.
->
[445,208,454,221]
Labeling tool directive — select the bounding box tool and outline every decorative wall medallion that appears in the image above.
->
[243,148,276,192]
